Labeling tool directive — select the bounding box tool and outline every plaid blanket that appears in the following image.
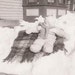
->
[3,30,38,62]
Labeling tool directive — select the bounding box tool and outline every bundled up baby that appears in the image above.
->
[30,17,56,53]
[30,16,67,54]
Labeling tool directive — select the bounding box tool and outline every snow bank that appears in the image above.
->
[0,14,75,75]
[32,51,70,75]
[0,27,15,60]
[55,12,75,54]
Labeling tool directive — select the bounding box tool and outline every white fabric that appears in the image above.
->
[43,32,56,53]
[30,39,45,53]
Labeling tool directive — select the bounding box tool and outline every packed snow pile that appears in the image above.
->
[0,12,75,75]
[0,27,15,60]
[55,12,75,55]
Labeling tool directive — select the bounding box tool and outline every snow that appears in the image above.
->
[0,28,73,75]
[54,12,75,54]
[0,13,75,75]
[32,51,69,75]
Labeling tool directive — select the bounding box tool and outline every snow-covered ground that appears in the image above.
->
[0,26,74,75]
[0,13,75,75]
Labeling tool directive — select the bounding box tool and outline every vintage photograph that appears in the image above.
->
[0,0,75,75]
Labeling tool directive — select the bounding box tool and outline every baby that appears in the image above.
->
[30,17,56,53]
